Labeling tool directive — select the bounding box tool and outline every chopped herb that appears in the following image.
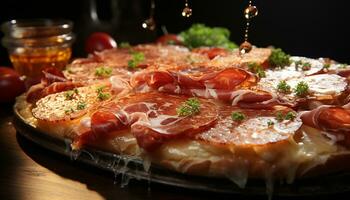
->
[65,108,74,114]
[77,101,87,110]
[96,86,105,93]
[295,60,311,71]
[96,86,111,101]
[323,63,331,70]
[285,112,296,120]
[268,48,290,69]
[176,97,201,116]
[128,51,145,68]
[267,120,274,127]
[65,89,79,100]
[179,24,237,49]
[95,67,112,77]
[294,81,309,97]
[301,62,311,71]
[248,62,266,78]
[97,92,110,101]
[294,60,303,70]
[231,111,245,121]
[275,111,297,122]
[275,111,284,122]
[277,80,291,94]
[119,42,131,48]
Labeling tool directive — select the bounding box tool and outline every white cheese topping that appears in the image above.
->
[287,74,347,95]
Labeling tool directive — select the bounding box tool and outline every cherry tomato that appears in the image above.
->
[0,67,25,102]
[85,32,117,54]
[156,34,183,45]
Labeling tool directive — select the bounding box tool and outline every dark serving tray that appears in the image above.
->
[12,106,350,197]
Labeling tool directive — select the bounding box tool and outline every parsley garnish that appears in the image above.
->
[294,60,311,71]
[231,111,245,121]
[128,51,145,69]
[96,86,111,101]
[294,81,309,97]
[323,63,331,70]
[285,111,296,120]
[65,89,79,100]
[119,42,131,48]
[275,111,296,122]
[179,24,237,49]
[248,62,266,78]
[275,111,284,122]
[277,80,291,94]
[65,108,75,114]
[268,48,290,69]
[77,101,87,110]
[95,67,112,77]
[176,97,201,117]
[267,120,274,127]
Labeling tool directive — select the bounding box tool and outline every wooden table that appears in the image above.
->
[0,103,349,200]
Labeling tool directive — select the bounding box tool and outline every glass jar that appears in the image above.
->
[1,19,75,78]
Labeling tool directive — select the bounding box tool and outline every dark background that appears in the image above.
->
[1,0,350,66]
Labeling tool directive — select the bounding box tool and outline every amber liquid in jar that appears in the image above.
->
[10,47,71,78]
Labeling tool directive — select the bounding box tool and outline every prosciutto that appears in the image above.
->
[300,105,350,146]
[26,67,81,103]
[131,66,256,96]
[73,92,218,151]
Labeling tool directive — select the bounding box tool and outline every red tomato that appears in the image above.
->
[85,32,117,54]
[156,34,183,45]
[0,67,25,102]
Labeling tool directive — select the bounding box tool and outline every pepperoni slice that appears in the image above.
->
[73,92,218,151]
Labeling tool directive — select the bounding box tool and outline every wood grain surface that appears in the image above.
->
[0,103,349,200]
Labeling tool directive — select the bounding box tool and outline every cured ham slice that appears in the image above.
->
[192,47,230,59]
[300,105,350,146]
[203,47,272,69]
[73,92,218,151]
[131,66,266,104]
[26,67,73,103]
[71,44,209,69]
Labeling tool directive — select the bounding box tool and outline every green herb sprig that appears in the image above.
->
[179,24,237,49]
[231,111,246,122]
[176,98,201,117]
[277,80,291,94]
[294,81,309,97]
[96,86,111,101]
[248,62,266,78]
[268,48,290,69]
[128,51,145,68]
[95,67,112,77]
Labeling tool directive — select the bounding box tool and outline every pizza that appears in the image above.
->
[15,43,350,195]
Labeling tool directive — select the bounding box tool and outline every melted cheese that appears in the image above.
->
[287,74,347,95]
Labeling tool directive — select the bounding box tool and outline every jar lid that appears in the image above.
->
[1,19,73,38]
[1,19,75,48]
